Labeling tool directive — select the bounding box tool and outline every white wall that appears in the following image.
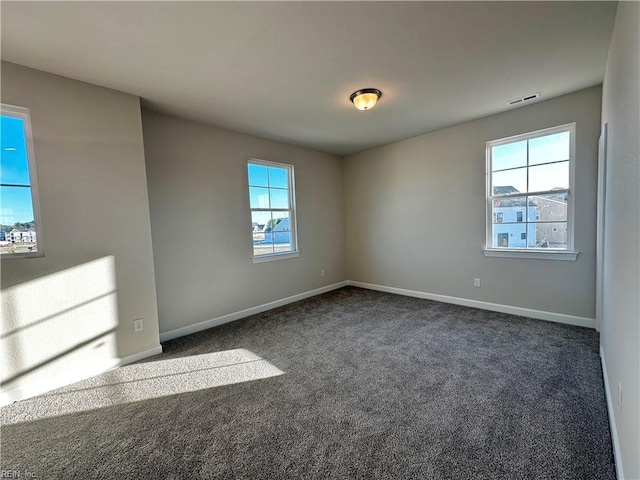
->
[600,2,640,478]
[344,87,602,321]
[1,62,161,403]
[142,110,346,337]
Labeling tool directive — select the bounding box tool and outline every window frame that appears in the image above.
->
[247,158,299,263]
[1,103,44,259]
[484,123,578,261]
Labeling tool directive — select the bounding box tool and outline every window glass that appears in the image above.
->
[528,162,569,192]
[1,104,42,257]
[248,160,297,259]
[529,131,570,165]
[269,188,289,209]
[492,168,527,195]
[492,140,527,171]
[1,116,30,185]
[487,124,573,251]
[268,167,288,189]
[248,164,268,187]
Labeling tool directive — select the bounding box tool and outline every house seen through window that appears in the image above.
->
[1,104,43,257]
[487,123,574,251]
[248,159,298,260]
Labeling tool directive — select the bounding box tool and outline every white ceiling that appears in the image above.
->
[1,1,617,156]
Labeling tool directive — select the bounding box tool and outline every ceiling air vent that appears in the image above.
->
[507,92,540,106]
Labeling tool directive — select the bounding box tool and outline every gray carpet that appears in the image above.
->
[1,287,615,479]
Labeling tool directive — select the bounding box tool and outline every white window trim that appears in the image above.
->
[483,248,579,261]
[248,158,299,264]
[251,251,300,264]
[1,103,45,259]
[484,123,577,261]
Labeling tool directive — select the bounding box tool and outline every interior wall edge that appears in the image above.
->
[600,345,625,480]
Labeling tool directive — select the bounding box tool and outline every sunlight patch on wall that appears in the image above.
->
[1,349,284,425]
[1,256,119,400]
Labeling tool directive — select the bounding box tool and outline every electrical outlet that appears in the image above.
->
[474,278,481,287]
[134,318,144,333]
[320,270,326,277]
[617,383,622,410]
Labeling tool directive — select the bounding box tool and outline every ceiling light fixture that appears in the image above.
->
[350,88,382,111]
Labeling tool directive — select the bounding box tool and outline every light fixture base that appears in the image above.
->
[350,88,382,111]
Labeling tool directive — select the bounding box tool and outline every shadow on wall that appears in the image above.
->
[1,256,121,405]
[1,349,284,425]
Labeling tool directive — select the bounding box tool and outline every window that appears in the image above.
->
[1,104,43,258]
[485,123,577,260]
[248,159,298,262]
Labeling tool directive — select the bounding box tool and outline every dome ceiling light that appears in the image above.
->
[350,88,382,111]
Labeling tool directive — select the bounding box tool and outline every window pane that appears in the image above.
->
[249,187,270,208]
[253,211,293,255]
[254,242,274,256]
[1,115,31,186]
[269,188,289,209]
[268,167,288,188]
[529,131,570,166]
[266,212,292,253]
[252,210,273,256]
[492,167,527,195]
[528,161,569,192]
[248,164,268,187]
[530,193,568,222]
[492,140,527,171]
[492,195,527,224]
[492,223,527,248]
[0,185,37,254]
[1,185,35,225]
[528,222,567,249]
[251,210,272,226]
[251,211,270,244]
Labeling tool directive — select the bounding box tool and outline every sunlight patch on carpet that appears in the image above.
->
[1,349,283,425]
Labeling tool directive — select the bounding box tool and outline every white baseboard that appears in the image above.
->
[119,344,163,365]
[0,344,163,406]
[159,281,349,342]
[600,346,624,480]
[159,279,594,344]
[348,281,595,329]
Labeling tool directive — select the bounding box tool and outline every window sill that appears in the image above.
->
[483,249,579,261]
[1,251,44,260]
[251,251,300,264]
